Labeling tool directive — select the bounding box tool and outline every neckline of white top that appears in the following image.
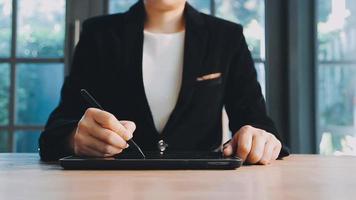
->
[143,30,186,37]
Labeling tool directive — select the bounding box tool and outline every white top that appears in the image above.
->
[142,30,185,133]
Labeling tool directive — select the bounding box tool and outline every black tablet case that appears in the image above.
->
[60,151,242,170]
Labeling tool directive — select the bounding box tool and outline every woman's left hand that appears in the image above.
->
[223,125,282,165]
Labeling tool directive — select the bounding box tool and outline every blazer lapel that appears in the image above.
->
[160,3,209,136]
[121,2,161,138]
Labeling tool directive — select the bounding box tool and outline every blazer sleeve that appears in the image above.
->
[39,21,99,161]
[224,26,289,158]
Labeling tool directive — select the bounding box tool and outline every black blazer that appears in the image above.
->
[39,1,289,161]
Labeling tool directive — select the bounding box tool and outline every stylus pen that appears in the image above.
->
[223,139,231,148]
[80,89,146,159]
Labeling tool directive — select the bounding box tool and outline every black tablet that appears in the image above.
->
[59,151,242,170]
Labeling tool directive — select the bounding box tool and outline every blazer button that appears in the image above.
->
[157,140,168,152]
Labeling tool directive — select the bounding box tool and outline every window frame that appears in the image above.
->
[265,0,318,154]
[0,0,66,152]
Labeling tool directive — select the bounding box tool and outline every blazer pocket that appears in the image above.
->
[196,72,221,81]
[195,77,222,87]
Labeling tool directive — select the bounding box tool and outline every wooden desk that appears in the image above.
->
[0,154,355,200]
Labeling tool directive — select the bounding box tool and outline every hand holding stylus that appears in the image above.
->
[70,89,143,158]
[72,107,136,157]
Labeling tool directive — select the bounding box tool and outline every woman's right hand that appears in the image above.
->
[70,108,136,157]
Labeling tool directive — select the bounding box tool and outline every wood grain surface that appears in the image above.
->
[0,153,355,200]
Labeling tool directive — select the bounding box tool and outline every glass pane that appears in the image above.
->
[318,65,356,155]
[16,0,65,58]
[317,0,356,61]
[0,0,12,57]
[188,0,211,14]
[14,131,41,152]
[15,63,64,125]
[109,0,137,14]
[0,63,10,125]
[317,0,356,156]
[109,0,211,14]
[255,62,265,98]
[0,131,9,152]
[215,0,265,59]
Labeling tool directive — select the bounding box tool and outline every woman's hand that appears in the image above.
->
[70,108,136,157]
[223,125,282,165]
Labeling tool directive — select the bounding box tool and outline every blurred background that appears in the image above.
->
[0,0,355,155]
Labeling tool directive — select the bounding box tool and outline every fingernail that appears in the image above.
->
[126,132,133,141]
[126,143,130,148]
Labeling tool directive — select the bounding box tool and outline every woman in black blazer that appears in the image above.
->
[39,0,289,163]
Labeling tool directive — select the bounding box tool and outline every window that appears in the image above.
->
[318,0,356,155]
[109,0,137,14]
[108,0,211,15]
[108,0,266,95]
[0,0,66,152]
[214,0,266,95]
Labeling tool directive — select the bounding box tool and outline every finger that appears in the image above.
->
[246,134,267,164]
[223,141,234,156]
[236,131,253,161]
[74,133,104,157]
[272,140,282,160]
[83,134,123,155]
[120,120,136,139]
[76,145,106,157]
[85,121,129,149]
[85,108,132,140]
[259,139,275,165]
